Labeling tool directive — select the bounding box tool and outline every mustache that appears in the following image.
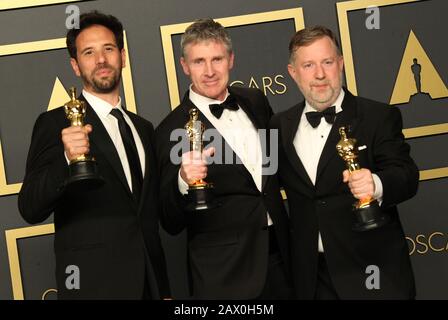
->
[310,81,330,86]
[93,64,114,73]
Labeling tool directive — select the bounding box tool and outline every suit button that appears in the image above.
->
[262,192,268,197]
[319,200,326,205]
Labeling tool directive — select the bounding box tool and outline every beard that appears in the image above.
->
[309,83,335,104]
[81,63,121,94]
[300,75,343,111]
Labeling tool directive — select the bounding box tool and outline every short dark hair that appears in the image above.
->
[66,10,124,60]
[289,25,341,63]
[181,18,232,58]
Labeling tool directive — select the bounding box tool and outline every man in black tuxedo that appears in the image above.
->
[18,11,170,299]
[270,26,419,299]
[155,18,291,299]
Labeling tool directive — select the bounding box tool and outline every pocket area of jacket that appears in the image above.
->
[189,231,239,248]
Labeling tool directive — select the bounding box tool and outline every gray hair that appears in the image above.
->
[181,18,232,57]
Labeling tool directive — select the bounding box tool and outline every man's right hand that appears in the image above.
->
[62,124,92,162]
[180,147,215,185]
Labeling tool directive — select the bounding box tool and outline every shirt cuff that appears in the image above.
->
[64,152,70,165]
[372,173,383,205]
[178,169,189,195]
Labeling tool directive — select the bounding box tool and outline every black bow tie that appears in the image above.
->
[305,106,336,128]
[209,95,239,119]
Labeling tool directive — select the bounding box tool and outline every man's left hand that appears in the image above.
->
[343,168,375,200]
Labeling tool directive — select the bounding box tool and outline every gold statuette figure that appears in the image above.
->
[336,127,389,231]
[184,108,217,211]
[63,87,103,191]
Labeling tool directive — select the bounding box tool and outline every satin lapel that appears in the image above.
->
[230,89,270,190]
[230,89,264,130]
[282,103,314,189]
[125,110,152,212]
[181,92,197,119]
[227,92,268,190]
[315,91,360,183]
[81,95,132,197]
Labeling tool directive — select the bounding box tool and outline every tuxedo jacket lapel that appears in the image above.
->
[315,90,360,184]
[232,91,270,190]
[126,110,153,212]
[282,103,314,189]
[229,87,264,130]
[82,96,133,199]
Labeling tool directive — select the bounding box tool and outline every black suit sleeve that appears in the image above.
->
[154,120,189,236]
[18,112,68,224]
[373,107,419,208]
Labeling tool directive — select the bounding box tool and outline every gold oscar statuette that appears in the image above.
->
[184,108,217,211]
[336,126,389,231]
[63,87,103,191]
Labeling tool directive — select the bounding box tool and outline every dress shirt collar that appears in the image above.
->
[82,89,123,119]
[188,84,230,109]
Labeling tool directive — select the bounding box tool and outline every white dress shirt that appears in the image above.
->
[64,90,145,192]
[293,88,383,252]
[178,86,273,225]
